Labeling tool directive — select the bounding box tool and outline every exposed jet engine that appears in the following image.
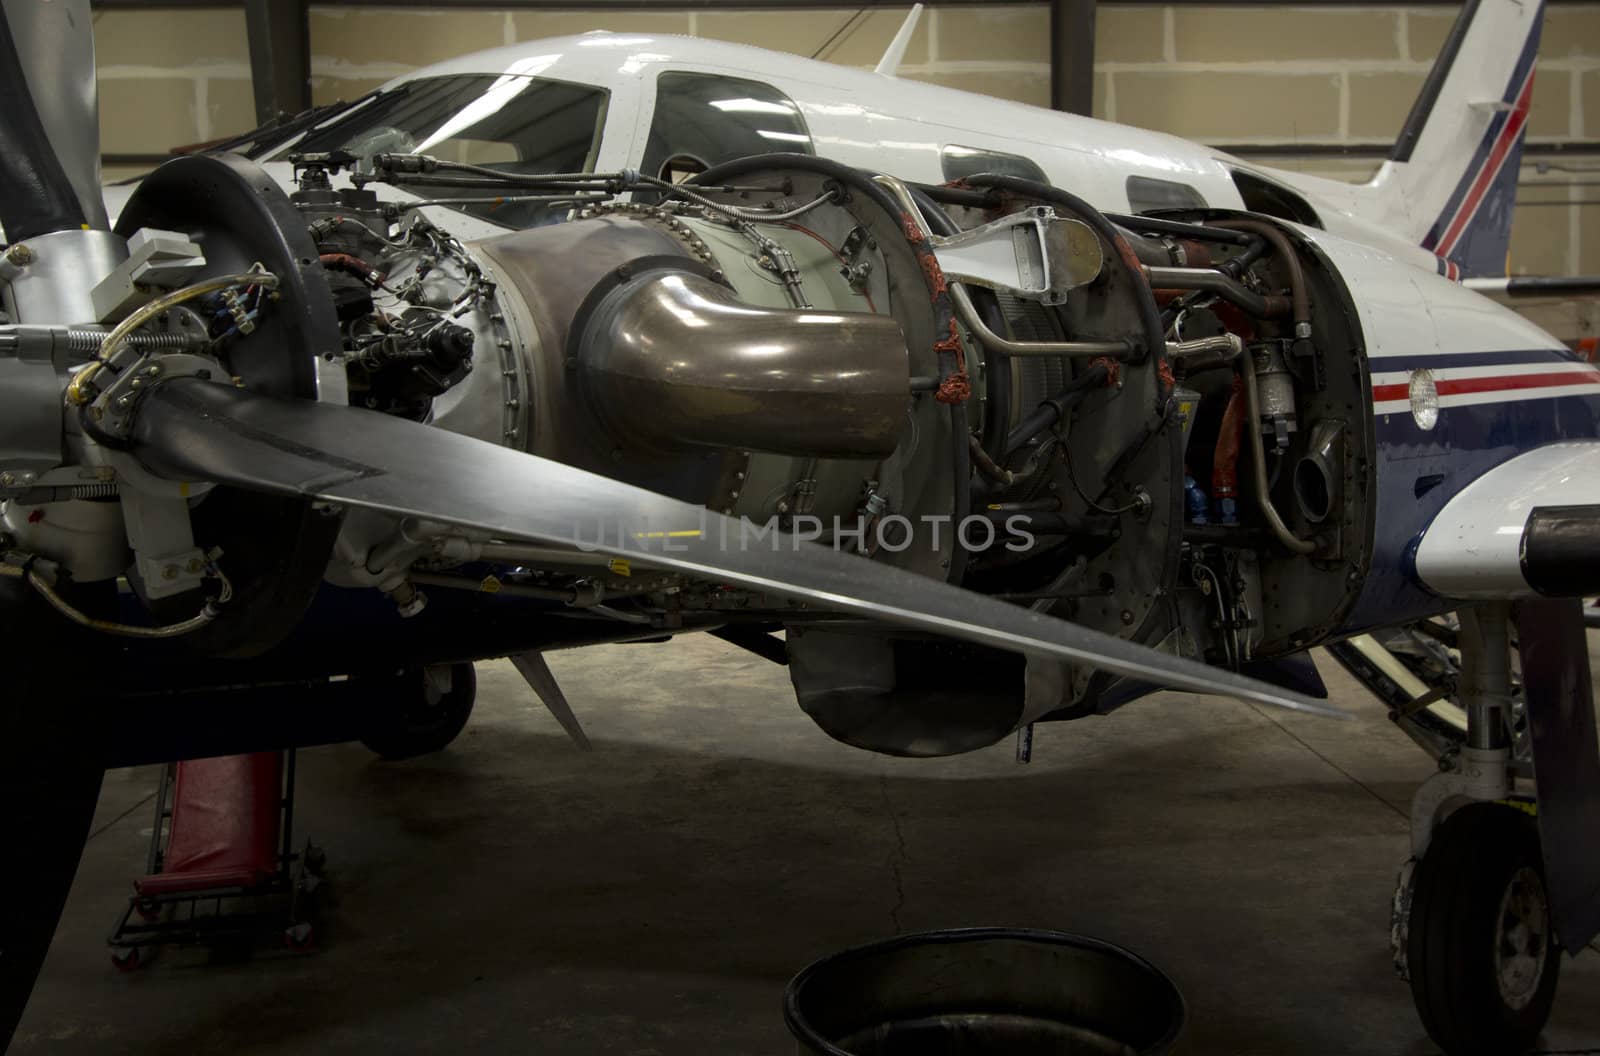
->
[2,0,1406,783]
[3,134,1378,756]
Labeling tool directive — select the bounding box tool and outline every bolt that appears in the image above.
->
[116,395,134,409]
[5,244,33,266]
[145,364,161,377]
[1120,609,1135,625]
[0,472,14,487]
[185,558,204,574]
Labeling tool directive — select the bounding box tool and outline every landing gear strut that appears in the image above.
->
[1391,603,1594,1055]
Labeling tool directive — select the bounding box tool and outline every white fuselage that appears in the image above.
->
[230,33,1439,272]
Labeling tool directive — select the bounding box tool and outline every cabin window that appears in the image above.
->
[1126,175,1207,214]
[286,73,609,227]
[1229,169,1322,227]
[941,145,1048,184]
[640,73,813,181]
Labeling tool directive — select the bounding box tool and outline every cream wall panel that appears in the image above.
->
[99,77,204,154]
[1115,70,1342,141]
[1543,8,1600,59]
[1171,7,1403,63]
[1529,69,1576,139]
[1585,72,1600,138]
[1583,200,1600,274]
[1509,202,1575,276]
[1096,7,1166,65]
[93,8,248,69]
[1347,71,1427,140]
[934,6,1049,64]
[510,11,692,40]
[308,8,505,69]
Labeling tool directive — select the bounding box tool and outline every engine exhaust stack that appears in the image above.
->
[576,269,909,459]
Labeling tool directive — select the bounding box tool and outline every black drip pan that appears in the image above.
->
[784,927,1185,1055]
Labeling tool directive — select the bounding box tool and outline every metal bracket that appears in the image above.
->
[120,489,207,600]
[931,206,1101,305]
[1409,744,1511,857]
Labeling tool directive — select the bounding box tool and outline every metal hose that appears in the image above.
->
[1240,358,1316,554]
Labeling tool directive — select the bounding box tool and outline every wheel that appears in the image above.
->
[110,947,141,972]
[284,922,315,949]
[359,663,476,760]
[1405,802,1560,1056]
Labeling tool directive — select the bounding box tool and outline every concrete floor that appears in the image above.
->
[12,635,1600,1055]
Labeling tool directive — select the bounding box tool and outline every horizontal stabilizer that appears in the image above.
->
[130,378,1346,719]
[1465,275,1600,302]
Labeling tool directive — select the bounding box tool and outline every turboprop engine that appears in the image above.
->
[2,0,1376,776]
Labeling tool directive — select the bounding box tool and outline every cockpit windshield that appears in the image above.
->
[284,73,608,228]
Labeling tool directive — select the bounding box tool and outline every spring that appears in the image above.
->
[64,328,194,355]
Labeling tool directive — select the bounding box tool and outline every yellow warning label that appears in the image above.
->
[479,574,502,594]
[608,558,631,577]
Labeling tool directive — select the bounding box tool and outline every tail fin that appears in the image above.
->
[1368,0,1545,278]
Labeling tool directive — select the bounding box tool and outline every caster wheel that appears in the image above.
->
[284,922,315,950]
[1406,802,1560,1056]
[360,663,476,760]
[110,947,141,972]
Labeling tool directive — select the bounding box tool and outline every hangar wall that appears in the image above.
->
[92,4,1599,278]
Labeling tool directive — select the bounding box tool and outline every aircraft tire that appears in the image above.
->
[1406,802,1560,1056]
[360,663,477,761]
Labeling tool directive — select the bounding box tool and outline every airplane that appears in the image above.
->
[2,0,1597,1053]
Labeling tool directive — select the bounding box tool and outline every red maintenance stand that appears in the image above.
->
[108,751,323,968]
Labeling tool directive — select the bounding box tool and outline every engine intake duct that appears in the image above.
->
[575,268,909,459]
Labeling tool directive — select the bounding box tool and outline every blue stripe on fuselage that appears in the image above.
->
[1370,348,1584,372]
[1342,357,1600,634]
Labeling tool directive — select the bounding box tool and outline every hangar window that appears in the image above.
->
[941,145,1049,184]
[1229,168,1322,228]
[640,73,813,181]
[1126,175,1207,214]
[286,74,609,227]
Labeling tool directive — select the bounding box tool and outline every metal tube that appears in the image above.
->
[1144,265,1291,318]
[1459,605,1512,751]
[1106,213,1253,245]
[1210,217,1311,333]
[1166,333,1244,362]
[1239,356,1316,554]
[475,541,638,568]
[949,283,1132,358]
[1003,362,1111,453]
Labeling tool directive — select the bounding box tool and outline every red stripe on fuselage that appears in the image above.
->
[1372,368,1600,404]
[1435,72,1537,259]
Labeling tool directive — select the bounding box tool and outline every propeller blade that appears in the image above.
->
[131,379,1347,719]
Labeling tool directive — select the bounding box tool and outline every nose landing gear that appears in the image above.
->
[1398,802,1561,1056]
[1390,601,1600,1056]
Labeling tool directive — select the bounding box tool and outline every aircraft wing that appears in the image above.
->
[1413,442,1600,599]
